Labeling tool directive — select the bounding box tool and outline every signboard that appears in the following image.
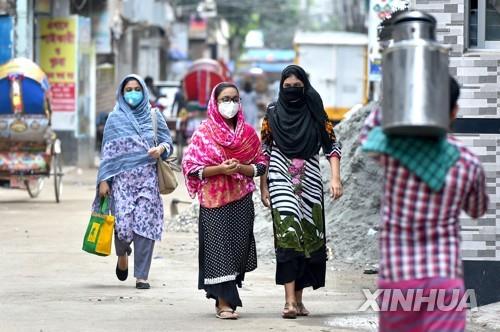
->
[189,15,207,40]
[39,17,78,130]
[368,0,409,81]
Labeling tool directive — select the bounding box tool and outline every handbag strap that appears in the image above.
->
[150,108,158,146]
[150,108,179,169]
[100,196,111,215]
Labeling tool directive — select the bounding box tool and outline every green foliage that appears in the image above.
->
[312,203,324,233]
[301,218,324,257]
[272,209,303,251]
[272,204,325,257]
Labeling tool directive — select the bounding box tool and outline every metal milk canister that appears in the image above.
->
[381,11,450,137]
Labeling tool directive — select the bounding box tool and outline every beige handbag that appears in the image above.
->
[151,109,179,195]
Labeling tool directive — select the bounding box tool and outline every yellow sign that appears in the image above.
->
[87,222,100,243]
[39,17,77,112]
[39,17,76,83]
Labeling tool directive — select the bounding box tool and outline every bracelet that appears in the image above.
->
[252,164,258,177]
[198,168,203,180]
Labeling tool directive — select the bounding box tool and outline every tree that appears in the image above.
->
[334,0,368,33]
[170,0,300,58]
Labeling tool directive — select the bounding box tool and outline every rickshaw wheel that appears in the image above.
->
[53,152,63,203]
[25,178,45,198]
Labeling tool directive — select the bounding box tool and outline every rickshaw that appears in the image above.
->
[176,59,231,161]
[0,58,63,202]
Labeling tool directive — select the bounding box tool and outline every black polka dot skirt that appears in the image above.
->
[198,193,257,309]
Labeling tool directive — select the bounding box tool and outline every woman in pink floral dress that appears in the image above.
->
[260,65,343,318]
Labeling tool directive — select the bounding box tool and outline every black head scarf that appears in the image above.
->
[268,65,330,160]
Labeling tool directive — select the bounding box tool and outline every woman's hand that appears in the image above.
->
[219,159,238,175]
[330,177,343,200]
[201,159,238,178]
[148,146,164,159]
[99,181,110,197]
[261,185,271,208]
[235,162,256,177]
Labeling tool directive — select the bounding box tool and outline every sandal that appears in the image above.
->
[216,307,238,320]
[297,302,310,316]
[282,302,297,319]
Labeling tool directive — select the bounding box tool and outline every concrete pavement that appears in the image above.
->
[0,168,497,331]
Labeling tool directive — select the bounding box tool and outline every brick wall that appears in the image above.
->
[413,0,500,261]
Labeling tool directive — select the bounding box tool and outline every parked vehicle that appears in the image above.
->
[176,59,232,162]
[294,31,369,122]
[0,58,63,202]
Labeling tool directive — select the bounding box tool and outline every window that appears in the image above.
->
[469,0,500,48]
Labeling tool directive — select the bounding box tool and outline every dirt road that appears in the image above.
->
[0,168,493,331]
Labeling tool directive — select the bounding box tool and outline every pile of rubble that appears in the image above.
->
[321,103,382,266]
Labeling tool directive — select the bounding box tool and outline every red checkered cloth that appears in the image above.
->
[360,107,489,282]
[378,277,467,332]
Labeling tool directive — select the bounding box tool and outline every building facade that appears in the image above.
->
[412,0,500,305]
[0,0,175,166]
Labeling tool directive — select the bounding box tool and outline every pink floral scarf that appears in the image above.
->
[182,83,266,208]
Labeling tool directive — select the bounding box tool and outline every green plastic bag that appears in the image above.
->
[82,197,115,256]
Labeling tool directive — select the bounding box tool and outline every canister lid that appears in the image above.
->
[393,11,436,26]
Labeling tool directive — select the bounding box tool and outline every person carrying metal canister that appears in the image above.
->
[361,11,489,331]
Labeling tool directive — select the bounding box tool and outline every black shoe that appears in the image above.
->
[136,282,150,289]
[116,264,128,281]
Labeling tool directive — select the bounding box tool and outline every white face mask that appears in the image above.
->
[218,101,239,119]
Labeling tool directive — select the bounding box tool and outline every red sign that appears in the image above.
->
[40,17,77,113]
[50,83,75,112]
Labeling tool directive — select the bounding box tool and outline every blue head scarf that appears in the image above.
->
[97,74,156,183]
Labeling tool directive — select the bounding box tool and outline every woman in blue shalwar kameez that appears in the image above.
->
[93,74,173,289]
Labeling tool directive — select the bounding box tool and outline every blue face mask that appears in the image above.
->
[124,91,143,108]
